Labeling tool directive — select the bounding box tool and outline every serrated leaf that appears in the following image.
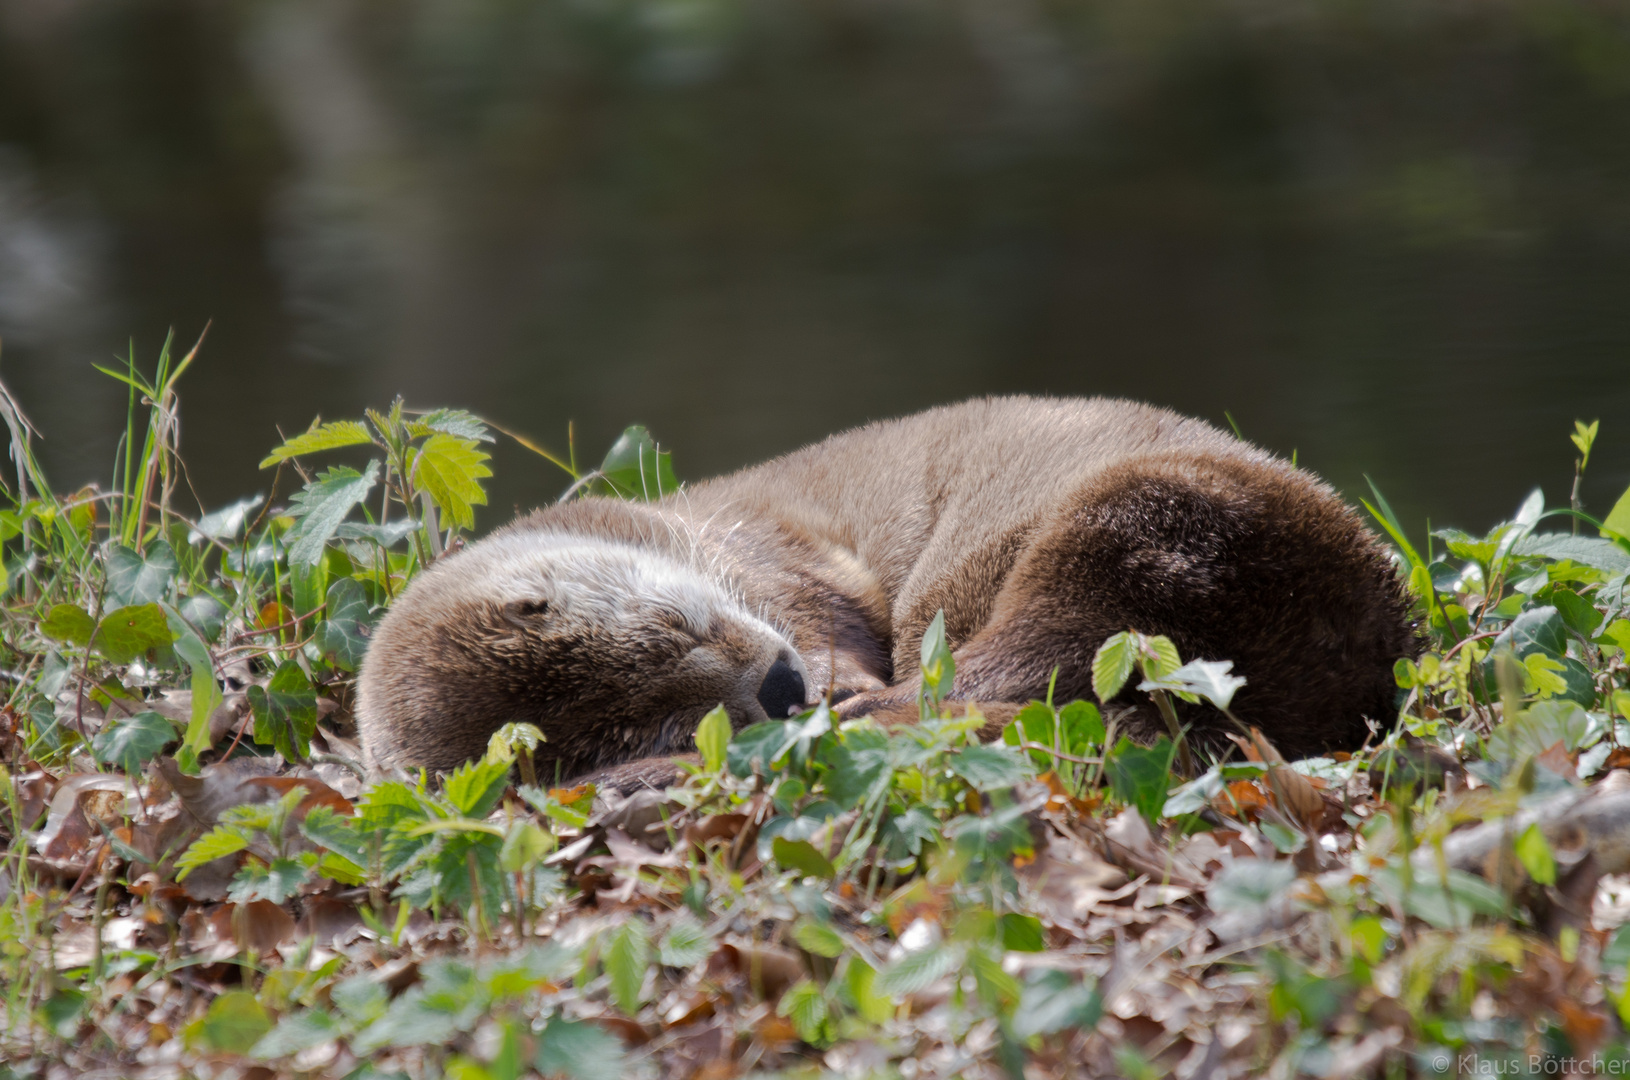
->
[1000,913,1045,952]
[251,1009,341,1060]
[105,541,178,609]
[534,1017,627,1080]
[259,419,375,468]
[793,919,845,959]
[877,944,961,997]
[301,805,368,867]
[1516,533,1630,573]
[445,753,513,818]
[287,462,380,568]
[175,828,250,879]
[95,602,176,663]
[413,434,491,531]
[659,916,713,968]
[333,520,419,547]
[1106,736,1176,826]
[39,604,95,647]
[91,710,177,772]
[228,856,311,904]
[1138,658,1247,711]
[1092,632,1136,702]
[247,660,318,761]
[777,978,829,1044]
[406,408,493,442]
[695,704,731,773]
[605,920,650,1016]
[313,577,374,671]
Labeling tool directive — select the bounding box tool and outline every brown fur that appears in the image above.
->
[357,397,1417,786]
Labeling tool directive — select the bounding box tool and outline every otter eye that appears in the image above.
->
[502,599,550,628]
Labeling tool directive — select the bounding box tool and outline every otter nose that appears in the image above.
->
[757,658,807,719]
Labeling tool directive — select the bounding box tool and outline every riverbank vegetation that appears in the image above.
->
[2,343,1630,1078]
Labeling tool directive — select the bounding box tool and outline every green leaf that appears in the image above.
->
[95,602,176,663]
[658,915,713,968]
[1208,858,1297,912]
[1551,588,1604,637]
[1092,632,1136,702]
[287,462,381,568]
[1515,823,1557,886]
[534,1017,628,1080]
[313,577,374,671]
[251,1009,342,1060]
[247,659,318,761]
[444,753,513,818]
[1515,534,1630,573]
[844,958,892,1024]
[605,920,651,1016]
[175,827,250,879]
[918,609,956,707]
[598,425,679,501]
[1106,737,1176,826]
[727,719,792,779]
[1143,634,1182,681]
[1138,658,1246,711]
[229,856,311,904]
[773,836,836,879]
[259,418,375,468]
[406,408,493,443]
[105,541,178,608]
[499,820,554,872]
[821,730,891,808]
[777,978,829,1045]
[1058,699,1106,753]
[92,710,177,772]
[166,604,222,773]
[414,434,492,531]
[695,704,731,773]
[39,604,95,647]
[193,990,271,1052]
[191,495,263,543]
[1361,478,1424,570]
[1000,913,1046,952]
[1013,969,1101,1038]
[877,944,961,997]
[1371,866,1510,929]
[947,744,1031,791]
[1602,480,1630,541]
[793,919,845,959]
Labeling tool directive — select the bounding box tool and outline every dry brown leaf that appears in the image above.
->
[711,942,806,999]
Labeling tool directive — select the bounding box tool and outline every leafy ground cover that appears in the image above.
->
[3,344,1630,1079]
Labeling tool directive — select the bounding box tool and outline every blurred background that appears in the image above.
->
[2,0,1629,536]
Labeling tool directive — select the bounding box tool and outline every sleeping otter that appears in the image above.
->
[357,396,1416,786]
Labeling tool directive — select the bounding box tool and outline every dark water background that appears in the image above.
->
[3,0,1630,540]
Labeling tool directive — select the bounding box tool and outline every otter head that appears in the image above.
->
[356,527,811,782]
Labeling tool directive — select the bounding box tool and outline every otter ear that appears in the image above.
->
[502,598,550,629]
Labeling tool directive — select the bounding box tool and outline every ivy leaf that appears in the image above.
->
[259,418,375,469]
[605,920,651,1016]
[313,577,374,672]
[1092,632,1136,702]
[1013,970,1102,1037]
[947,744,1031,791]
[598,425,678,501]
[1106,737,1176,827]
[95,602,176,663]
[287,462,380,568]
[91,710,178,772]
[105,541,178,609]
[413,434,492,531]
[190,494,263,543]
[38,604,95,647]
[247,660,318,761]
